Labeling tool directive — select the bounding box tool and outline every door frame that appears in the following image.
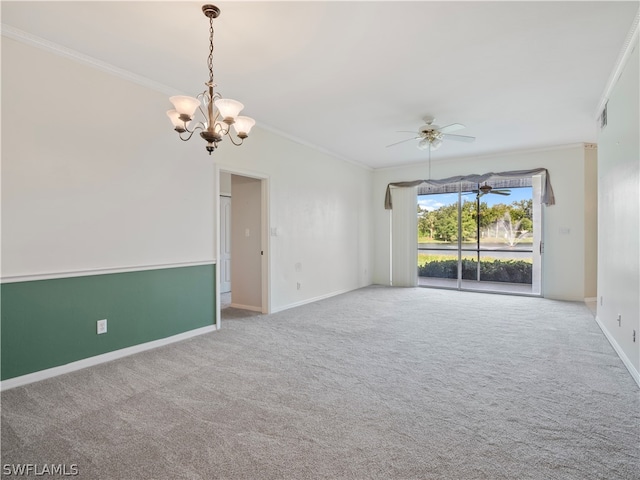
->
[214,164,271,328]
[219,195,232,294]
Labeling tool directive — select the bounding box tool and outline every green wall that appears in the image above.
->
[1,264,215,380]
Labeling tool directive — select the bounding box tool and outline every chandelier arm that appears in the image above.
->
[178,130,198,142]
[194,91,211,127]
[216,122,229,136]
[178,122,207,141]
[185,120,207,133]
[227,134,244,147]
[196,104,219,128]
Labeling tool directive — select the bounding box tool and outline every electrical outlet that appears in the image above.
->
[617,314,622,326]
[297,282,301,290]
[633,330,636,343]
[97,319,107,335]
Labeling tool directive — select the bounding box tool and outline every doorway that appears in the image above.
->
[417,176,542,296]
[216,168,269,326]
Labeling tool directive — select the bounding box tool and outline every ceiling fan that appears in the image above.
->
[470,183,511,197]
[386,116,476,151]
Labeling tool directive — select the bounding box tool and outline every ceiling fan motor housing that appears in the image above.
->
[419,124,438,134]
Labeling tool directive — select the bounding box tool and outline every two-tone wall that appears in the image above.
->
[1,34,374,384]
[1,266,215,380]
[1,36,221,384]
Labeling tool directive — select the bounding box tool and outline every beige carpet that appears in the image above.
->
[2,286,638,479]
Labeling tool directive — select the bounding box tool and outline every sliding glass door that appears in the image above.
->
[417,177,542,295]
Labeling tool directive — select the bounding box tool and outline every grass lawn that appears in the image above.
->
[418,236,533,244]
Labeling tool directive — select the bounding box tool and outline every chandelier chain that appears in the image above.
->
[207,16,215,83]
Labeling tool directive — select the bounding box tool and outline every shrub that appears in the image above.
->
[418,259,532,284]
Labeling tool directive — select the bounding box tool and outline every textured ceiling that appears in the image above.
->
[2,1,638,168]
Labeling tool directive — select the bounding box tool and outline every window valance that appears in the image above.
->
[384,168,555,210]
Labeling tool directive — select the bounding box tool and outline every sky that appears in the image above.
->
[418,187,532,211]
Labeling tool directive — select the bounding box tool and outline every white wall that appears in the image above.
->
[596,36,639,379]
[214,127,373,311]
[1,37,215,276]
[373,144,597,301]
[1,36,374,312]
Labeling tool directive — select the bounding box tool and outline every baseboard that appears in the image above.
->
[271,288,354,313]
[0,325,217,391]
[229,303,263,312]
[594,315,640,388]
[584,297,597,303]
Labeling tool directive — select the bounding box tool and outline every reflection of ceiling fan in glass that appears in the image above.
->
[386,116,476,151]
[471,183,511,198]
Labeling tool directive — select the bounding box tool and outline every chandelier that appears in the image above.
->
[166,4,255,155]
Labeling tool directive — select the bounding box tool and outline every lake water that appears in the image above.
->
[418,242,534,260]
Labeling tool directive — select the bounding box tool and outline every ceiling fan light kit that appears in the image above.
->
[417,130,443,151]
[166,4,255,155]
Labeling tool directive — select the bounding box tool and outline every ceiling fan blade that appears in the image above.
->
[439,123,465,134]
[385,137,419,148]
[443,133,475,143]
[491,190,511,196]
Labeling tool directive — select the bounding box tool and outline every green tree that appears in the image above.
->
[460,200,477,241]
[510,199,533,220]
[433,204,458,242]
[510,199,533,235]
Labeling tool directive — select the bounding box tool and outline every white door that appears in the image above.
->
[220,196,231,293]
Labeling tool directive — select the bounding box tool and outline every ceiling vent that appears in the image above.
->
[599,102,608,130]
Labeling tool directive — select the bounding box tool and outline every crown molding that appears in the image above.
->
[375,143,589,172]
[256,122,373,172]
[594,7,640,118]
[1,24,182,97]
[2,24,370,172]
